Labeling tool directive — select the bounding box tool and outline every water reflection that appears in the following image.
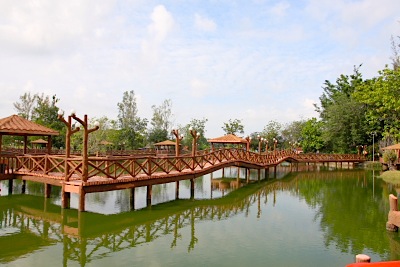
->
[2,169,400,266]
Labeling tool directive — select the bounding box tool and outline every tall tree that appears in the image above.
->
[353,67,400,141]
[222,119,244,136]
[262,120,282,144]
[148,99,173,144]
[300,118,324,153]
[32,94,65,148]
[13,92,37,120]
[179,118,208,150]
[315,66,369,153]
[117,90,148,149]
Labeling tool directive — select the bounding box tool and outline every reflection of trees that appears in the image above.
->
[273,170,397,260]
[1,169,399,265]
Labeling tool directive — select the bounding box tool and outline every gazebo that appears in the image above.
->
[0,114,59,154]
[207,134,248,151]
[382,143,400,165]
[154,140,177,156]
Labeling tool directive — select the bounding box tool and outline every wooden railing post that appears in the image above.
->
[387,194,399,232]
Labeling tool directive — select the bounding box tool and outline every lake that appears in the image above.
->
[1,166,399,267]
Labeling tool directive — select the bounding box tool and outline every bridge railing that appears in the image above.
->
[11,149,366,182]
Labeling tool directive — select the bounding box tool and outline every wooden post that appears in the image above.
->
[146,185,152,207]
[265,168,269,179]
[175,181,179,199]
[79,186,86,212]
[355,254,371,263]
[22,180,26,194]
[387,194,399,232]
[257,169,260,182]
[274,166,277,178]
[8,179,13,195]
[222,167,225,177]
[190,179,195,199]
[130,188,135,210]
[45,184,51,198]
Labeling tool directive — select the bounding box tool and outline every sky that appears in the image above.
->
[0,0,399,138]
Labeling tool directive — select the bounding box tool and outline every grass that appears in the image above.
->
[379,170,400,184]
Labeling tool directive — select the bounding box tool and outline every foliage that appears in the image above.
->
[179,118,208,150]
[353,67,400,141]
[148,99,174,144]
[261,121,282,148]
[315,66,370,153]
[222,119,244,136]
[117,90,148,149]
[382,150,398,164]
[31,94,65,148]
[13,92,37,120]
[281,120,305,149]
[300,118,324,153]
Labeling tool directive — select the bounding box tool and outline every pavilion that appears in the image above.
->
[0,114,59,154]
[207,134,248,151]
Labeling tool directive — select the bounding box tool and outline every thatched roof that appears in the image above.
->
[0,115,59,136]
[207,134,247,144]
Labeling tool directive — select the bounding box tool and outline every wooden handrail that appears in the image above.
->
[8,149,366,182]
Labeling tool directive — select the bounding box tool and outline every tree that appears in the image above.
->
[222,119,244,136]
[117,90,148,149]
[281,120,306,149]
[13,92,37,120]
[390,35,400,70]
[179,118,208,150]
[315,66,370,153]
[300,118,324,153]
[148,99,173,144]
[353,66,400,142]
[32,94,65,148]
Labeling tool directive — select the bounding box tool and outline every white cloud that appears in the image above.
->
[194,14,217,32]
[269,1,291,17]
[190,78,209,98]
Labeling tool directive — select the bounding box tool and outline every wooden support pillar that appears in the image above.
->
[79,186,86,212]
[130,188,135,210]
[61,184,70,209]
[387,194,399,232]
[274,166,277,178]
[190,179,195,199]
[237,167,240,179]
[146,185,152,207]
[8,179,13,195]
[22,180,26,194]
[348,162,350,169]
[265,168,269,179]
[340,162,342,168]
[355,254,371,263]
[175,181,180,199]
[257,169,260,182]
[222,167,225,177]
[296,162,299,171]
[45,184,51,198]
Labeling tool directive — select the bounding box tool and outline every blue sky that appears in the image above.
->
[0,0,399,137]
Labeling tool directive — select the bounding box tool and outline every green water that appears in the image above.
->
[1,168,400,267]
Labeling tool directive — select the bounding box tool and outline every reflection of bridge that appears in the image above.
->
[0,170,370,266]
[0,148,365,211]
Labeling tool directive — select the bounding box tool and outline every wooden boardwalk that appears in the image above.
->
[0,148,365,211]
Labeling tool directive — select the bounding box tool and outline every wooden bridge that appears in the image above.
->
[0,148,365,211]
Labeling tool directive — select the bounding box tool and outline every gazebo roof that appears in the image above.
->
[31,138,48,144]
[382,143,400,150]
[154,140,176,146]
[0,115,59,136]
[207,134,247,144]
